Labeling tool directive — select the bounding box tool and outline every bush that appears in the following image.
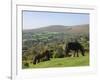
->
[23,62,29,68]
[53,46,65,58]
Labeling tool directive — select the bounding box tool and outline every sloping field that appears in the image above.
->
[22,52,89,69]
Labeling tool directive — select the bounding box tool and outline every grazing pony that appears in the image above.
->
[65,42,85,57]
[33,50,52,64]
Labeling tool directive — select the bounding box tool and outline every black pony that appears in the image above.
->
[33,50,52,64]
[65,42,85,57]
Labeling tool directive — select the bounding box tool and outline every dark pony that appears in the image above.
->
[33,50,52,64]
[65,42,85,57]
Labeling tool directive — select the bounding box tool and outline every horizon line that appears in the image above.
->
[23,23,89,30]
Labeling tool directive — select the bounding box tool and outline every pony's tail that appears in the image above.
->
[80,46,85,56]
[33,56,36,64]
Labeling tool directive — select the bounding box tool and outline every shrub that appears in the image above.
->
[53,45,65,58]
[24,62,29,68]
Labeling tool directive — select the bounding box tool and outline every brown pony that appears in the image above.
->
[33,50,52,64]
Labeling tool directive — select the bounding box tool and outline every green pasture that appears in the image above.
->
[22,52,89,69]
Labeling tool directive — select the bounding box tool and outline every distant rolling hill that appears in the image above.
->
[23,24,89,48]
[67,24,89,33]
[23,24,89,34]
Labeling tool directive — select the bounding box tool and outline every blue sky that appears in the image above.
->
[23,11,89,30]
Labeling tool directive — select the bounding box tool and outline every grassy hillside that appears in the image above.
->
[22,24,89,69]
[68,24,89,33]
[23,24,89,34]
[22,52,89,69]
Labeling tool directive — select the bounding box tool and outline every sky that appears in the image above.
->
[23,11,89,30]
